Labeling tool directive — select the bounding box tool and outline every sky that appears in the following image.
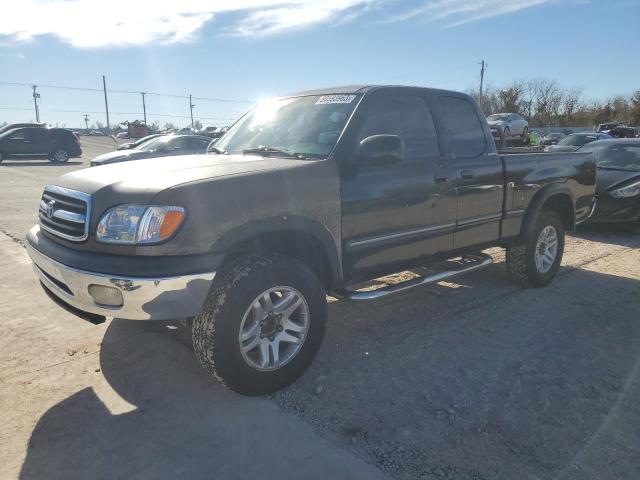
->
[0,0,638,128]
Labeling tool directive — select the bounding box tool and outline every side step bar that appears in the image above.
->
[332,253,493,301]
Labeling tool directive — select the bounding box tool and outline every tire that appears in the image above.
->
[192,254,327,396]
[506,210,565,287]
[49,148,70,163]
[503,127,510,139]
[521,127,529,144]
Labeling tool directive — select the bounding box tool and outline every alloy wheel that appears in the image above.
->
[238,286,310,371]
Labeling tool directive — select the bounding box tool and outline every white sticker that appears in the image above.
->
[315,94,356,105]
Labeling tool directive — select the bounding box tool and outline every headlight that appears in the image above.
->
[96,205,186,244]
[609,180,640,199]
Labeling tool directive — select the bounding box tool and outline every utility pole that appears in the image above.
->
[189,94,195,129]
[102,75,110,132]
[84,114,90,130]
[32,85,40,123]
[479,60,487,107]
[141,92,147,124]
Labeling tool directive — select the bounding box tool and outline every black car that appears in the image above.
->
[116,133,165,151]
[545,132,612,152]
[90,134,211,166]
[579,139,640,223]
[0,127,82,163]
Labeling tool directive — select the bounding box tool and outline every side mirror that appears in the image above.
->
[354,134,403,167]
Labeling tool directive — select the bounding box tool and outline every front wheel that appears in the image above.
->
[506,210,565,287]
[49,148,70,163]
[192,254,327,396]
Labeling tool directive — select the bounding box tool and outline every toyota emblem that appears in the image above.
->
[46,199,56,219]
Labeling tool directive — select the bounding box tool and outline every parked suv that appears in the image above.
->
[0,127,82,163]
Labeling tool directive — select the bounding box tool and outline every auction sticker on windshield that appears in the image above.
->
[315,95,357,104]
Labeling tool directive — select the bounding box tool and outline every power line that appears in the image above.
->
[0,106,238,121]
[0,81,255,104]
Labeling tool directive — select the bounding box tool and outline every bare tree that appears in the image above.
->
[562,87,582,125]
[631,90,640,125]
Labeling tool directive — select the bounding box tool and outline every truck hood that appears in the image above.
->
[54,153,315,197]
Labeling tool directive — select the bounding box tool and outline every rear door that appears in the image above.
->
[435,95,504,249]
[30,128,53,154]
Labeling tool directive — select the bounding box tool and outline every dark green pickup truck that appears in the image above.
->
[27,85,596,395]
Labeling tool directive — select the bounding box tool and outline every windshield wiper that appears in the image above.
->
[241,146,310,159]
[208,146,227,154]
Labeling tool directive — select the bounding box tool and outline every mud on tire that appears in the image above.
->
[506,210,565,288]
[192,254,327,396]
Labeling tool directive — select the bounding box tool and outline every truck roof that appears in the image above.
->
[288,84,469,97]
[290,85,373,96]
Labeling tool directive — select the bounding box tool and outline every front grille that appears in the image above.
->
[38,185,91,241]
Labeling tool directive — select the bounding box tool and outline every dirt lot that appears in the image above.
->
[1,138,639,479]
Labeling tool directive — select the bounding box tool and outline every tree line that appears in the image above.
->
[469,79,640,128]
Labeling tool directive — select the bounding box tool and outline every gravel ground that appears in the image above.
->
[1,140,639,479]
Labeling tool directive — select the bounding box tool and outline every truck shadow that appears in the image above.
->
[19,317,377,480]
[19,264,640,479]
[572,223,640,248]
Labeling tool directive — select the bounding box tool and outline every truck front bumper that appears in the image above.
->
[26,241,215,321]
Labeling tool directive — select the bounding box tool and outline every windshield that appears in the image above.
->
[487,114,509,121]
[557,134,599,147]
[580,143,640,171]
[214,94,361,158]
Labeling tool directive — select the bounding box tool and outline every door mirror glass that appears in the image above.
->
[354,134,403,167]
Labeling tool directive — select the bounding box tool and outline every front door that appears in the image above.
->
[5,128,30,155]
[341,90,457,282]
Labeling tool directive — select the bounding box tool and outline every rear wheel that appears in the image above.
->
[503,127,511,138]
[192,254,327,396]
[521,127,529,144]
[49,148,70,163]
[506,210,565,287]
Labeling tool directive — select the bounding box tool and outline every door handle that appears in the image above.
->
[460,170,474,180]
[434,173,449,183]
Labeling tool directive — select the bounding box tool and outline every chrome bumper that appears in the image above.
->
[26,242,215,321]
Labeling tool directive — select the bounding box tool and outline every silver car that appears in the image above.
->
[487,113,529,140]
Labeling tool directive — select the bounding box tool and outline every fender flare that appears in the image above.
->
[519,183,575,239]
[209,216,343,288]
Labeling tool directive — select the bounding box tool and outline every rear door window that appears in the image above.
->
[436,96,487,158]
[358,95,440,160]
[185,137,211,150]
